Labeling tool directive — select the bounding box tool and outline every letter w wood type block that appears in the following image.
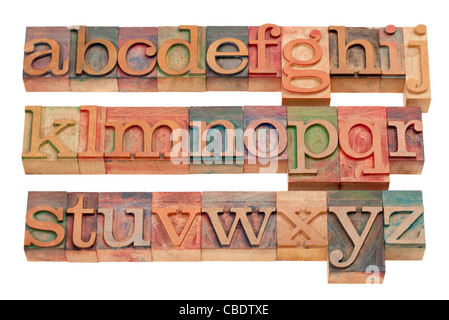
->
[327,190,385,284]
[152,192,202,261]
[202,192,277,261]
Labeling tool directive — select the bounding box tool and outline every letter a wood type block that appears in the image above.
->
[327,190,385,284]
[387,107,424,174]
[338,106,390,190]
[65,192,99,262]
[23,27,71,92]
[243,106,288,173]
[24,192,67,262]
[69,26,119,92]
[202,192,277,261]
[403,25,431,113]
[382,191,425,261]
[152,192,202,261]
[281,27,331,106]
[379,25,406,93]
[97,193,152,262]
[22,106,80,174]
[287,107,339,190]
[276,191,328,261]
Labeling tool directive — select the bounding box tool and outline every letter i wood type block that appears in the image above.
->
[243,106,288,173]
[248,24,282,92]
[117,27,158,92]
[22,106,80,174]
[69,26,119,92]
[151,192,202,261]
[202,192,277,261]
[24,192,68,262]
[287,107,339,190]
[65,192,99,262]
[23,27,71,92]
[189,106,244,174]
[327,190,385,284]
[104,107,189,174]
[276,191,328,261]
[281,27,331,106]
[157,26,207,91]
[379,25,406,93]
[382,191,425,260]
[206,26,249,91]
[387,107,424,174]
[97,193,152,262]
[338,106,390,190]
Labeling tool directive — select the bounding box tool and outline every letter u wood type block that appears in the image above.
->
[23,27,71,92]
[327,190,385,284]
[97,192,152,262]
[379,25,406,93]
[151,192,202,261]
[201,192,277,261]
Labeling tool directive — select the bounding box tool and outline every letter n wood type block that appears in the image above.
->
[387,107,424,174]
[382,191,425,261]
[202,192,277,261]
[23,27,71,92]
[276,191,328,261]
[104,107,190,174]
[243,106,288,173]
[69,26,119,92]
[338,106,390,190]
[24,192,67,262]
[379,25,406,93]
[287,107,339,190]
[117,27,158,92]
[281,27,331,106]
[327,191,385,284]
[97,193,152,262]
[65,192,99,262]
[22,106,80,174]
[152,192,202,261]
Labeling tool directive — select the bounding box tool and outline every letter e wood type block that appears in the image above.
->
[379,25,406,93]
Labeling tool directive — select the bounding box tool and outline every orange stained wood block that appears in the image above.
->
[379,25,406,93]
[151,192,202,261]
[281,27,331,106]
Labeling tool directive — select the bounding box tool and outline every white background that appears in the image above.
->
[0,0,447,300]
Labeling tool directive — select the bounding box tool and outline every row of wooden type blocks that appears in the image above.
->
[25,190,425,284]
[22,105,424,190]
[23,24,431,112]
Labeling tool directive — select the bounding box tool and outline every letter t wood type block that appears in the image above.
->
[327,190,386,284]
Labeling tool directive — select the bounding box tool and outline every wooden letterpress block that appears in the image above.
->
[287,107,339,190]
[78,106,106,174]
[23,27,71,92]
[329,26,382,92]
[24,192,67,261]
[327,190,385,284]
[117,27,158,92]
[104,107,189,174]
[22,106,80,174]
[189,106,244,174]
[387,107,424,174]
[65,192,98,262]
[69,26,119,92]
[281,27,331,106]
[152,192,202,261]
[382,191,425,260]
[403,25,431,113]
[338,106,390,190]
[243,106,288,173]
[276,191,328,261]
[206,26,249,91]
[379,25,406,93]
[202,192,277,261]
[157,26,206,92]
[248,24,282,92]
[97,192,152,262]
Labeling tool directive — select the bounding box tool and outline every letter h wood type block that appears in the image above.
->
[202,192,277,261]
[327,190,386,284]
